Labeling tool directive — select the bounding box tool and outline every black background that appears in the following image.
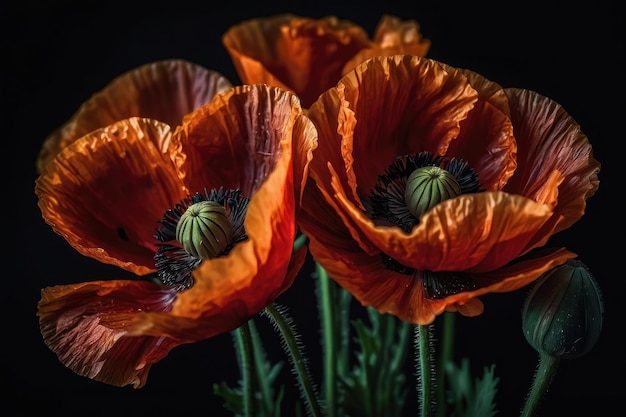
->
[5,1,624,416]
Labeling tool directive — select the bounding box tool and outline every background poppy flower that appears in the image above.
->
[222,14,430,108]
[36,59,233,174]
[298,54,600,325]
[35,84,317,388]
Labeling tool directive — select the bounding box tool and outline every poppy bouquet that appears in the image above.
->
[34,14,602,417]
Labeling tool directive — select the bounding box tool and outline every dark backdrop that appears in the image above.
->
[5,1,623,416]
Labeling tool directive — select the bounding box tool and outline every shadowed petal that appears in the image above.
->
[127,244,308,340]
[160,85,313,319]
[307,55,479,206]
[502,88,600,236]
[329,168,557,272]
[342,15,431,74]
[37,59,232,173]
[37,280,179,388]
[36,118,185,274]
[223,14,371,108]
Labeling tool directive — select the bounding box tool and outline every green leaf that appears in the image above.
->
[445,358,499,417]
[339,306,411,417]
[213,320,291,417]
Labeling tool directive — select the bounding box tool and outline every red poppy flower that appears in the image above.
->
[36,59,233,173]
[36,83,317,388]
[297,55,600,325]
[222,14,430,108]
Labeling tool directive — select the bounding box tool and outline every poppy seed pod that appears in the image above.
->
[176,201,233,259]
[522,260,603,359]
[404,166,461,219]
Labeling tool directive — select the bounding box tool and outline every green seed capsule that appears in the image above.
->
[404,166,461,218]
[176,201,234,259]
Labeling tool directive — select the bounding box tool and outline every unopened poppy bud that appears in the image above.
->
[404,166,461,218]
[522,260,603,359]
[176,201,234,259]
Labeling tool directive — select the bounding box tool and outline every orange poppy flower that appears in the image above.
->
[297,55,600,325]
[36,83,317,388]
[222,14,430,108]
[36,59,233,174]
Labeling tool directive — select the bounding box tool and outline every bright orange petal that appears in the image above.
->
[38,280,180,388]
[35,118,185,274]
[502,88,600,234]
[330,176,555,272]
[37,59,232,173]
[223,14,371,108]
[307,55,479,204]
[139,85,308,321]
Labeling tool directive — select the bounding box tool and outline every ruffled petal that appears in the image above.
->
[134,85,309,323]
[172,84,310,198]
[330,171,556,272]
[37,59,232,173]
[342,15,431,74]
[222,14,371,108]
[443,66,517,191]
[37,280,180,388]
[304,224,574,324]
[36,118,185,274]
[502,88,600,235]
[307,55,479,206]
[127,244,308,340]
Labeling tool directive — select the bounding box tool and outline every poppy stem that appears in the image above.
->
[235,320,255,417]
[436,312,455,417]
[263,303,324,417]
[293,232,308,252]
[316,263,337,417]
[415,324,435,417]
[520,353,560,417]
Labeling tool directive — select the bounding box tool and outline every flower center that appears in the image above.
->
[366,151,481,233]
[153,187,249,290]
[404,166,461,219]
[366,151,483,299]
[176,201,234,259]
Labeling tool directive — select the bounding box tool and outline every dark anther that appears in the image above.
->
[422,270,479,299]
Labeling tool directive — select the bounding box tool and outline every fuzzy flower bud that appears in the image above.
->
[522,260,603,359]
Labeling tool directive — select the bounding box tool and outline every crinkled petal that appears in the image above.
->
[307,55,479,208]
[303,224,575,324]
[126,85,313,326]
[342,15,431,74]
[442,66,517,191]
[330,167,557,272]
[36,118,185,274]
[222,14,371,108]
[127,244,308,340]
[37,280,179,388]
[37,59,232,173]
[502,88,600,236]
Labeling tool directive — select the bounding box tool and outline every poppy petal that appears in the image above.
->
[173,84,313,199]
[36,118,185,274]
[307,55,479,205]
[329,169,557,272]
[37,59,232,173]
[342,15,431,74]
[126,243,309,340]
[223,14,371,108]
[144,85,311,322]
[502,88,600,234]
[37,280,180,388]
[304,228,574,324]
